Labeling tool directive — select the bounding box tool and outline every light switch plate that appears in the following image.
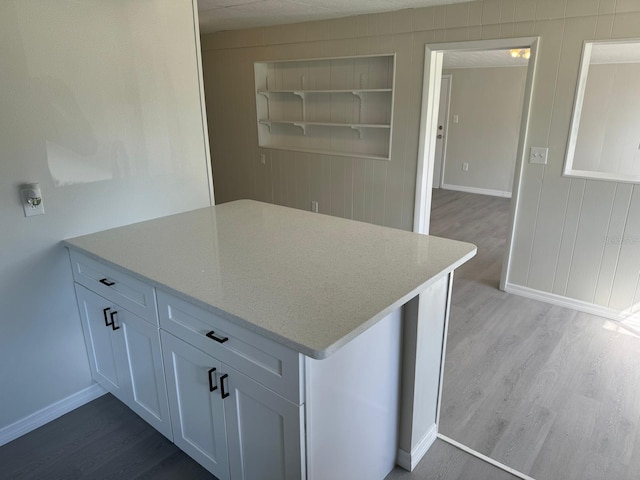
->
[529,147,549,165]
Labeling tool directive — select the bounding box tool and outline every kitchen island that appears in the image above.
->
[65,200,475,480]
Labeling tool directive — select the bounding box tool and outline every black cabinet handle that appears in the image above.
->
[103,307,111,327]
[220,374,229,399]
[99,278,115,286]
[208,367,217,392]
[107,310,120,331]
[206,330,229,344]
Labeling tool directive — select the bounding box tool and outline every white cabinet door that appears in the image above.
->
[75,284,128,403]
[161,331,230,480]
[76,285,172,439]
[223,366,304,480]
[119,309,173,440]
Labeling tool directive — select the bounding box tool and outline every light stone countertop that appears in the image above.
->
[65,200,476,359]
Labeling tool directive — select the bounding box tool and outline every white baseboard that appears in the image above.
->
[504,282,629,322]
[438,434,535,480]
[397,423,437,471]
[0,383,106,447]
[441,183,512,198]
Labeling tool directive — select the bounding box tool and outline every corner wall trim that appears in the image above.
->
[441,183,512,198]
[397,423,437,471]
[0,383,106,447]
[504,283,627,322]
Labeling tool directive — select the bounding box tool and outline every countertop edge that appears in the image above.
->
[314,245,477,359]
[63,241,476,360]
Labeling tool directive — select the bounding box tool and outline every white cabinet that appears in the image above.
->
[224,365,304,480]
[76,284,127,400]
[71,250,405,480]
[119,304,173,440]
[161,331,303,480]
[161,331,230,480]
[75,285,173,440]
[254,55,396,160]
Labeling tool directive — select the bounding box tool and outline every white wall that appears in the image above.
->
[201,0,640,316]
[442,66,527,195]
[0,0,212,435]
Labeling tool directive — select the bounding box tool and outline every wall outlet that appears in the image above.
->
[259,153,266,165]
[462,162,469,172]
[453,114,459,124]
[311,201,319,213]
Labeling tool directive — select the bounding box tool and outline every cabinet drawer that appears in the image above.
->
[158,291,303,404]
[69,250,157,325]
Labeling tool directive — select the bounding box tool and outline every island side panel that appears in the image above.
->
[304,307,402,480]
[397,273,451,471]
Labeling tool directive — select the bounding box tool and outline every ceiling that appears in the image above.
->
[198,0,473,34]
[196,0,532,69]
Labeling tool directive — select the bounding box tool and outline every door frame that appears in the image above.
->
[413,37,539,290]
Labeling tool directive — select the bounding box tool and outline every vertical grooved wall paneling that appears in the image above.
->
[200,0,640,314]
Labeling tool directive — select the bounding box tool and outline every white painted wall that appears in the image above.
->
[0,0,212,434]
[201,0,640,316]
[442,66,527,195]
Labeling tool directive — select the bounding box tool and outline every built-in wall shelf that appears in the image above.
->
[257,88,393,95]
[254,54,396,161]
[259,119,391,132]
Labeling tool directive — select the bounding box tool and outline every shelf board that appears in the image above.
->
[258,144,390,161]
[257,88,392,95]
[259,120,391,129]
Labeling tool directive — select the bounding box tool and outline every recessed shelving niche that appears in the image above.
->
[254,54,396,161]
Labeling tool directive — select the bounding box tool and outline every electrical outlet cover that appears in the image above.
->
[529,147,549,165]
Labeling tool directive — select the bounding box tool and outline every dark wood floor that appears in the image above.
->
[0,389,516,480]
[0,394,214,480]
[433,189,640,480]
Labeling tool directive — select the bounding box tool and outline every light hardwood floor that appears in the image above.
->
[433,188,640,480]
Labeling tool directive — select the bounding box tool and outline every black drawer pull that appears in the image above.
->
[108,310,120,331]
[208,367,217,392]
[220,374,229,399]
[99,278,115,286]
[103,307,111,327]
[206,330,229,344]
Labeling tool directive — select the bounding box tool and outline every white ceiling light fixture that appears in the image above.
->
[443,49,530,69]
[509,48,531,60]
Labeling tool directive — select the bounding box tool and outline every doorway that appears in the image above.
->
[413,37,539,290]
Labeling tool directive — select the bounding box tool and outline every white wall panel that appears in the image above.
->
[594,184,634,306]
[565,181,617,303]
[441,66,527,194]
[527,15,598,292]
[610,186,640,311]
[1,0,211,432]
[552,179,586,296]
[201,0,640,315]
